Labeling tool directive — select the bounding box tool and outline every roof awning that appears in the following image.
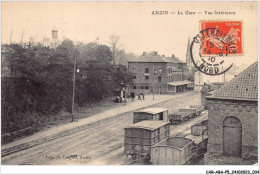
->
[168,80,193,86]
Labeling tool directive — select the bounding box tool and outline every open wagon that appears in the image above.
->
[151,137,194,165]
[168,112,190,125]
[179,108,198,118]
[190,105,205,115]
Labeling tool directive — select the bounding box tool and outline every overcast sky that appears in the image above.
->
[2,1,257,82]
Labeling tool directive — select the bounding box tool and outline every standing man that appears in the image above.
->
[131,91,135,101]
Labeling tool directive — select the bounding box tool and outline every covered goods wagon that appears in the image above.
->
[124,120,170,158]
[191,120,208,136]
[133,108,168,124]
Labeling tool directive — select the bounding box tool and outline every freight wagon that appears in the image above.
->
[191,120,208,136]
[190,105,205,114]
[133,108,168,124]
[168,112,190,125]
[178,108,198,117]
[124,120,170,159]
[151,137,194,165]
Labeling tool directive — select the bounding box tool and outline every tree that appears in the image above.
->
[109,35,121,65]
[117,50,136,66]
[184,67,196,82]
[1,40,134,140]
[112,64,133,90]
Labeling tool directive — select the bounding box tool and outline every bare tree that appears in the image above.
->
[10,31,13,44]
[20,30,25,44]
[109,35,122,65]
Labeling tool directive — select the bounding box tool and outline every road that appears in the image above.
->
[2,92,204,165]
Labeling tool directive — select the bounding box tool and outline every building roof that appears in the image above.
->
[168,80,193,86]
[125,120,169,131]
[128,52,184,63]
[165,55,185,64]
[135,108,168,114]
[129,53,167,63]
[52,26,57,31]
[208,62,258,101]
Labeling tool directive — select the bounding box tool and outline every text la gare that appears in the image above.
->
[178,11,196,15]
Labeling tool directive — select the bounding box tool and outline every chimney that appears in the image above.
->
[172,54,175,58]
[162,54,165,57]
[143,52,146,56]
[154,52,158,56]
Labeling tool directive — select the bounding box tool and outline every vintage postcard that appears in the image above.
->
[1,1,259,174]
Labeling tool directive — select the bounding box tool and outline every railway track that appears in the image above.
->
[2,92,200,165]
[23,93,199,165]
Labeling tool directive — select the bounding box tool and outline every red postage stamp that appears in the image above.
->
[200,21,242,56]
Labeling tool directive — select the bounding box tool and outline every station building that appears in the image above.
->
[204,62,258,165]
[128,52,192,94]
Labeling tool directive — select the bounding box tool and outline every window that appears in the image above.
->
[140,86,144,89]
[133,75,136,79]
[133,86,136,89]
[168,76,171,82]
[145,68,149,73]
[145,86,149,89]
[159,113,163,120]
[132,66,136,71]
[158,76,162,83]
[145,76,149,80]
[157,68,162,73]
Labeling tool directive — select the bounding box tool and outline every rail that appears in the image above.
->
[2,92,196,158]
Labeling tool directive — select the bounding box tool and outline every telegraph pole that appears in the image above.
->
[153,63,155,100]
[71,58,77,122]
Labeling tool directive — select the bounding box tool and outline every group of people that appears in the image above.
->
[114,90,145,103]
[130,91,145,101]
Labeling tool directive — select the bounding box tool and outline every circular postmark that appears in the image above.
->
[190,27,234,76]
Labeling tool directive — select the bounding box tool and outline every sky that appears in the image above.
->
[2,1,258,82]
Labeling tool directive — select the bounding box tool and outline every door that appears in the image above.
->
[223,116,242,156]
[159,112,163,120]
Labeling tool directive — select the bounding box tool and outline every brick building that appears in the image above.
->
[128,52,191,94]
[204,62,258,165]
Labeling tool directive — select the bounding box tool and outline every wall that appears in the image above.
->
[204,98,258,165]
[128,62,186,94]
